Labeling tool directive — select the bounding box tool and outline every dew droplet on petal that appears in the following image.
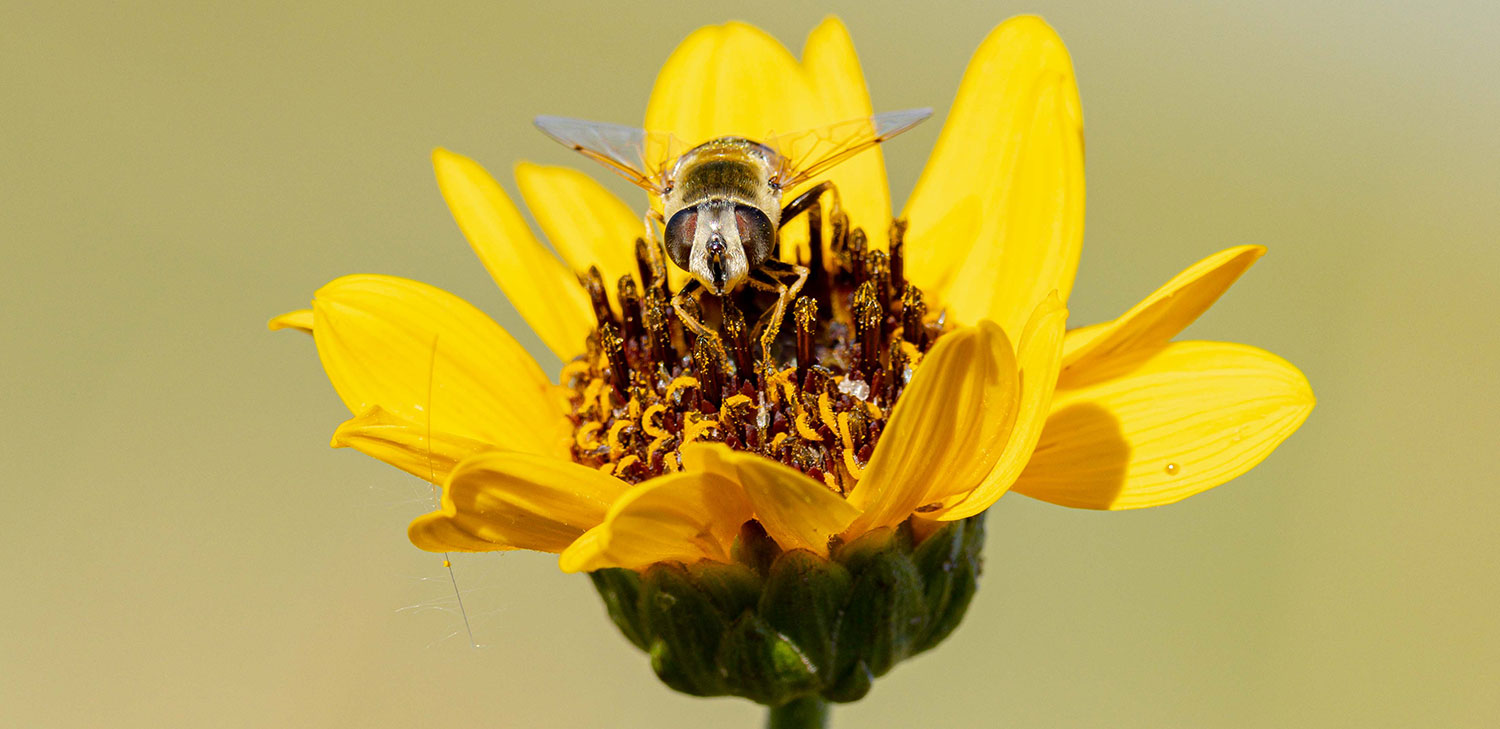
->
[1165,462,1180,476]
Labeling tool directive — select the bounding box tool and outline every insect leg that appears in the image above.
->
[671,278,726,360]
[778,181,842,229]
[747,259,809,362]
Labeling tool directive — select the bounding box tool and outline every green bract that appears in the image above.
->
[588,515,985,706]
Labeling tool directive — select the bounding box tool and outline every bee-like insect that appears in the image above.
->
[535,108,930,363]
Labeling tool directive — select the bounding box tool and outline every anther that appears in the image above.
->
[848,228,869,285]
[599,323,629,395]
[901,283,928,351]
[888,218,907,295]
[794,296,817,386]
[721,296,753,380]
[692,335,724,407]
[853,281,883,381]
[642,286,674,366]
[634,236,667,293]
[617,275,642,346]
[885,337,909,403]
[582,266,614,327]
[867,249,891,315]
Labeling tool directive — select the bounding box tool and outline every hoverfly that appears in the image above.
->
[535,108,930,365]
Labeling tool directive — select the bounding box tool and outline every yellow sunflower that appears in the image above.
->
[270,16,1312,575]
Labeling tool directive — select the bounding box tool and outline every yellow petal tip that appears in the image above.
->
[267,309,313,334]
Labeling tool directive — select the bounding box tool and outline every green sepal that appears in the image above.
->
[831,531,928,680]
[718,612,819,706]
[588,568,649,651]
[589,514,987,707]
[759,550,852,673]
[913,516,985,652]
[641,563,728,696]
[687,561,762,620]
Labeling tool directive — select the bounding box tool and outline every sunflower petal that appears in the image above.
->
[846,321,1020,533]
[558,472,753,573]
[929,293,1067,520]
[267,309,313,334]
[330,406,494,485]
[311,274,569,458]
[903,16,1084,338]
[681,443,861,556]
[1061,246,1265,381]
[514,162,645,297]
[409,451,628,553]
[799,16,891,237]
[431,148,593,360]
[1013,341,1314,510]
[646,22,821,153]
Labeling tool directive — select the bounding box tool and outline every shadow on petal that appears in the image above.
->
[1011,403,1129,510]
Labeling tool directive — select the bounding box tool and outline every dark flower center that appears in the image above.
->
[562,212,948,491]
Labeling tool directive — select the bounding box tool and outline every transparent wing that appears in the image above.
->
[533,115,683,193]
[766,108,933,189]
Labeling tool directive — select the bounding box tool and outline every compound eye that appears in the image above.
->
[664,208,698,270]
[734,205,775,263]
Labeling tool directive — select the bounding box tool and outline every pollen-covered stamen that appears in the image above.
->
[902,283,928,352]
[635,236,667,294]
[618,276,643,347]
[642,286,674,367]
[721,295,753,379]
[561,216,951,488]
[794,296,817,386]
[888,218,907,294]
[853,281,883,382]
[583,266,614,327]
[599,322,629,395]
[692,334,725,407]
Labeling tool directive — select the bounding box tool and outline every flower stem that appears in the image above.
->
[766,697,829,729]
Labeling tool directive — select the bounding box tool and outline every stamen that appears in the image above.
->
[635,236,667,294]
[853,281,882,382]
[721,296,752,379]
[902,284,928,352]
[582,266,613,328]
[888,219,907,295]
[692,336,724,406]
[642,286,674,367]
[562,214,949,487]
[599,323,629,395]
[617,276,643,346]
[794,296,817,385]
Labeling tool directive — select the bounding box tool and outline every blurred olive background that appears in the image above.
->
[3,1,1496,727]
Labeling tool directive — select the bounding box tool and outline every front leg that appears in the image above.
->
[746,259,809,363]
[779,181,842,229]
[671,278,725,361]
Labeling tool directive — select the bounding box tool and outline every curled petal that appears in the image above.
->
[409,451,628,553]
[267,309,313,334]
[846,321,1020,534]
[681,443,861,556]
[311,274,569,458]
[1013,341,1315,510]
[930,293,1068,519]
[1061,245,1265,382]
[903,16,1084,338]
[331,406,494,485]
[432,148,593,360]
[559,472,753,573]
